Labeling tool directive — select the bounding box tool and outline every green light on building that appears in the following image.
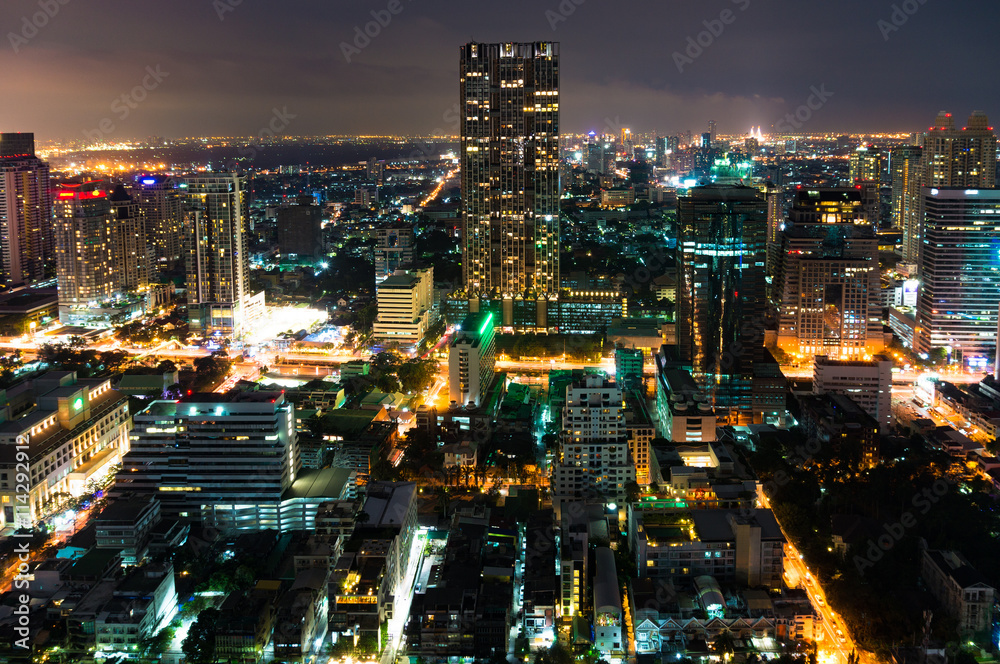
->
[479,313,493,335]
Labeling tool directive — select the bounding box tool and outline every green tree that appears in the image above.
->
[182,607,220,663]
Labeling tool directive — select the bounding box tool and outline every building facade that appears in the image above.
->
[277,196,324,260]
[676,185,768,424]
[774,222,883,360]
[0,133,51,286]
[182,173,256,337]
[916,188,1000,368]
[459,41,560,302]
[116,392,299,531]
[53,182,121,324]
[0,372,131,527]
[448,312,497,407]
[813,354,892,432]
[375,225,415,282]
[554,373,635,501]
[373,267,435,348]
[891,145,924,263]
[134,175,183,274]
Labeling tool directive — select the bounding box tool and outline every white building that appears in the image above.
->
[448,312,496,407]
[373,267,434,348]
[554,373,635,501]
[813,354,892,432]
[0,371,131,527]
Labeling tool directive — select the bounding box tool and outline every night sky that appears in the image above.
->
[2,0,995,141]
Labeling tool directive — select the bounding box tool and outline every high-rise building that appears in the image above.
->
[374,225,415,281]
[53,181,120,323]
[891,145,924,262]
[182,173,255,337]
[372,267,435,348]
[923,111,997,189]
[366,157,386,185]
[277,195,324,260]
[677,185,768,423]
[134,175,183,274]
[916,188,1000,367]
[448,311,496,407]
[0,133,52,286]
[774,222,883,359]
[109,185,149,292]
[813,354,892,432]
[116,392,300,531]
[553,373,635,501]
[459,42,560,301]
[708,120,718,144]
[908,112,997,274]
[788,187,878,227]
[849,146,882,184]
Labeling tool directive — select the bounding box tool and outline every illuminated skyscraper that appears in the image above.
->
[134,175,183,274]
[53,181,119,322]
[182,173,255,337]
[891,145,923,262]
[916,188,1000,368]
[774,222,883,360]
[849,145,883,184]
[923,111,997,189]
[109,185,149,292]
[677,185,768,423]
[459,41,560,303]
[0,133,52,286]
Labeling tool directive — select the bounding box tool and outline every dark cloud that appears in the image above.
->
[1,0,995,140]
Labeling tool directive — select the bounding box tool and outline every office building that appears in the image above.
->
[374,225,415,281]
[676,185,767,424]
[630,508,785,588]
[923,111,997,189]
[53,181,122,324]
[798,393,880,471]
[109,185,149,292]
[448,312,497,407]
[0,371,130,528]
[0,133,51,286]
[459,42,560,305]
[372,267,435,348]
[774,222,883,360]
[277,195,324,260]
[182,173,258,337]
[788,187,878,227]
[614,346,644,388]
[553,373,635,501]
[366,156,386,185]
[654,364,717,444]
[813,354,892,432]
[916,188,1000,367]
[116,391,305,531]
[921,550,995,643]
[134,175,183,273]
[708,120,717,144]
[849,145,882,184]
[891,145,924,262]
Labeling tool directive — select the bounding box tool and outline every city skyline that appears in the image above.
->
[1,0,998,139]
